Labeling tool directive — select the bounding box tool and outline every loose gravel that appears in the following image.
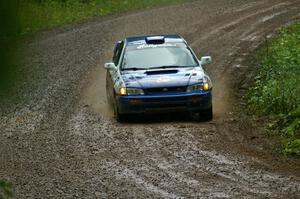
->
[1,0,300,198]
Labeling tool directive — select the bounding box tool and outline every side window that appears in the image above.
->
[113,41,124,65]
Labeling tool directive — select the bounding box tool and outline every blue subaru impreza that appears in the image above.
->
[104,35,213,122]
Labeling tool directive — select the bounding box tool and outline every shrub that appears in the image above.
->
[247,23,300,156]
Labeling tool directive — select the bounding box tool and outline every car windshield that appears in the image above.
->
[122,43,199,70]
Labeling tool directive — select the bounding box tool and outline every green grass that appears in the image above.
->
[0,1,20,96]
[0,0,186,96]
[247,23,300,156]
[0,180,13,199]
[19,0,186,35]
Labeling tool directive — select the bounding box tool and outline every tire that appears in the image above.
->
[202,106,213,121]
[113,105,126,122]
[192,106,213,121]
[116,112,126,122]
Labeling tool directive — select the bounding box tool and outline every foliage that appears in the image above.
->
[0,180,13,199]
[247,23,300,156]
[0,0,185,97]
[0,1,20,95]
[18,0,185,35]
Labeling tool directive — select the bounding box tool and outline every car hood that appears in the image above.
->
[121,67,205,88]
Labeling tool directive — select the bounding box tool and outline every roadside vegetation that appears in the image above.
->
[247,23,300,156]
[1,0,186,96]
[19,0,185,35]
[0,180,13,199]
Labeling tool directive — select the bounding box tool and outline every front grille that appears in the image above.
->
[144,86,187,94]
[143,97,188,103]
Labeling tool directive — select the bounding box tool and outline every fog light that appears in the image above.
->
[203,83,209,91]
[119,87,127,95]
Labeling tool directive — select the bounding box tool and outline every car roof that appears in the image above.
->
[126,34,185,46]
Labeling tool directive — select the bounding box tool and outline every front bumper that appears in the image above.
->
[117,91,212,114]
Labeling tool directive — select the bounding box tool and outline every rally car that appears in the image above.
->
[104,35,213,122]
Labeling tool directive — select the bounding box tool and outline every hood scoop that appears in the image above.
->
[145,69,178,75]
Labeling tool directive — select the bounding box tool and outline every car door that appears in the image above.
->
[106,40,124,103]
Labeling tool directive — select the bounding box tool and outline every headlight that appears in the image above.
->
[187,82,211,92]
[187,83,203,92]
[119,87,144,96]
[127,88,144,95]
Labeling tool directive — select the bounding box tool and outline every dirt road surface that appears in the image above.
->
[1,0,300,198]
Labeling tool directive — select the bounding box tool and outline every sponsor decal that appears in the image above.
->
[137,43,177,49]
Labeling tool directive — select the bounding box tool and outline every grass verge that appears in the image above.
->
[1,0,186,96]
[0,180,13,199]
[19,0,186,35]
[247,23,300,156]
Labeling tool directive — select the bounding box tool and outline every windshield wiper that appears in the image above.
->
[122,67,148,71]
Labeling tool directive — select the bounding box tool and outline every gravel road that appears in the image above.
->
[1,0,300,198]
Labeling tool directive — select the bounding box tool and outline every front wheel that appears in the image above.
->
[115,111,126,122]
[192,106,213,121]
[202,106,213,121]
[113,104,126,122]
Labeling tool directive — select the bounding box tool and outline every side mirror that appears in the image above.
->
[200,56,212,66]
[113,40,122,54]
[104,62,117,70]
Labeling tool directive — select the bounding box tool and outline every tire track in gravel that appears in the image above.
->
[1,0,300,198]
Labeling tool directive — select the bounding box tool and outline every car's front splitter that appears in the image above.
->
[117,91,212,114]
